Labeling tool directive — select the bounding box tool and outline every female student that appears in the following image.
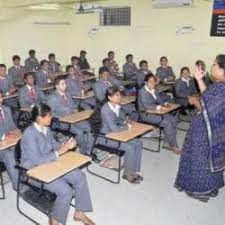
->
[20,104,94,225]
[138,73,180,154]
[175,55,225,201]
[92,86,143,184]
[174,67,197,109]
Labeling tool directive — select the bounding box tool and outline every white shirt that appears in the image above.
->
[108,102,121,117]
[181,77,190,87]
[34,122,48,136]
[144,85,162,110]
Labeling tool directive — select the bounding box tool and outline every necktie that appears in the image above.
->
[30,88,37,101]
[63,94,67,104]
[0,108,4,121]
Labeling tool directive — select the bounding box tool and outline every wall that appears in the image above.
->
[0,0,223,75]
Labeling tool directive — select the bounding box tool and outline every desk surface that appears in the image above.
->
[81,76,96,82]
[27,151,91,183]
[73,91,94,100]
[120,96,136,105]
[2,93,18,100]
[146,103,180,115]
[123,80,135,86]
[59,110,93,124]
[41,84,54,91]
[156,84,173,93]
[106,122,154,142]
[0,130,22,151]
[20,107,32,113]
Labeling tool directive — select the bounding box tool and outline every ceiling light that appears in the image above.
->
[29,4,60,10]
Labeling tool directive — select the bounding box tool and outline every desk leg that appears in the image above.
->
[0,170,5,200]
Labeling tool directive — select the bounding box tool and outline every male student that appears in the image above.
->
[79,50,90,70]
[24,49,39,72]
[0,90,18,190]
[47,76,93,155]
[138,73,181,154]
[8,55,26,87]
[108,50,119,73]
[136,60,152,88]
[156,56,175,83]
[48,53,61,76]
[35,59,51,88]
[19,72,46,108]
[123,54,138,80]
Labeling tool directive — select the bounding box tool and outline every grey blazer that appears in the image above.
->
[92,80,111,102]
[47,90,77,118]
[175,78,197,98]
[0,76,14,94]
[136,69,152,88]
[48,62,61,75]
[25,57,39,72]
[8,66,26,86]
[19,85,46,108]
[100,103,128,134]
[156,66,175,82]
[35,70,49,88]
[123,63,138,79]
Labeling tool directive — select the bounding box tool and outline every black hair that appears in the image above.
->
[40,59,48,66]
[48,53,55,59]
[54,75,65,86]
[29,49,36,55]
[195,60,206,70]
[71,56,79,62]
[216,54,225,74]
[12,55,20,61]
[105,86,121,101]
[102,58,110,65]
[144,73,156,82]
[139,60,148,68]
[0,64,6,69]
[24,72,35,80]
[99,67,110,75]
[31,104,51,122]
[180,67,190,75]
[80,50,86,55]
[66,65,74,72]
[108,51,114,56]
[160,56,168,62]
[126,54,133,60]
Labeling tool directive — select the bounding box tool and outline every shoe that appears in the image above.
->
[172,147,182,155]
[134,173,144,181]
[122,174,140,184]
[74,213,95,225]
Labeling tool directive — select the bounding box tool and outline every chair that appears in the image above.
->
[0,162,6,200]
[14,140,57,224]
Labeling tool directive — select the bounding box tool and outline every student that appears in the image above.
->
[0,90,18,191]
[79,50,90,70]
[71,56,82,76]
[156,56,175,83]
[19,72,46,108]
[21,104,94,225]
[92,86,143,184]
[48,53,61,76]
[24,49,39,72]
[136,60,152,88]
[35,60,51,88]
[174,67,197,109]
[65,65,95,109]
[123,54,138,80]
[195,60,213,89]
[8,55,26,87]
[47,76,93,155]
[138,73,181,154]
[108,51,119,72]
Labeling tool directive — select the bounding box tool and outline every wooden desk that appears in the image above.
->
[156,84,172,93]
[81,76,96,82]
[123,80,135,86]
[0,130,22,151]
[164,81,175,85]
[2,93,18,100]
[41,84,54,91]
[146,103,180,115]
[59,110,93,124]
[27,151,91,183]
[73,91,94,100]
[106,122,154,142]
[120,96,136,105]
[20,107,32,113]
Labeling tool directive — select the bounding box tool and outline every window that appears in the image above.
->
[100,7,131,26]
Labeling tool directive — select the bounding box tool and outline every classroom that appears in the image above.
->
[0,0,225,225]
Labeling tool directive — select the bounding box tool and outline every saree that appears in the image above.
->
[175,82,225,197]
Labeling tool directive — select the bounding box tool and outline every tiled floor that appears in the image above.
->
[1,127,225,225]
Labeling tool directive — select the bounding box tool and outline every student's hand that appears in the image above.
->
[160,106,169,111]
[127,123,132,130]
[194,65,205,81]
[65,137,77,149]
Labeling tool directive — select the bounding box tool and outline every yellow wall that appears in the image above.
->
[0,0,223,75]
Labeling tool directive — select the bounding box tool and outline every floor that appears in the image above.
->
[0,122,225,225]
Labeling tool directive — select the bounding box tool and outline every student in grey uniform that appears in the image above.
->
[65,65,95,109]
[136,60,152,88]
[19,72,46,108]
[91,86,143,184]
[123,54,138,80]
[20,104,94,225]
[48,53,61,76]
[24,49,39,72]
[138,73,181,154]
[71,56,82,76]
[175,67,197,108]
[35,60,51,88]
[8,55,26,87]
[156,56,175,83]
[108,51,119,73]
[79,50,90,71]
[47,76,93,155]
[0,90,18,190]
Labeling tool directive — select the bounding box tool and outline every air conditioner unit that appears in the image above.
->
[75,3,102,14]
[153,0,193,8]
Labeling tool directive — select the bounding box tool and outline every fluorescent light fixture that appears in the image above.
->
[29,4,60,10]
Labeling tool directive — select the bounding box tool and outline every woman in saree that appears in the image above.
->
[175,54,225,202]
